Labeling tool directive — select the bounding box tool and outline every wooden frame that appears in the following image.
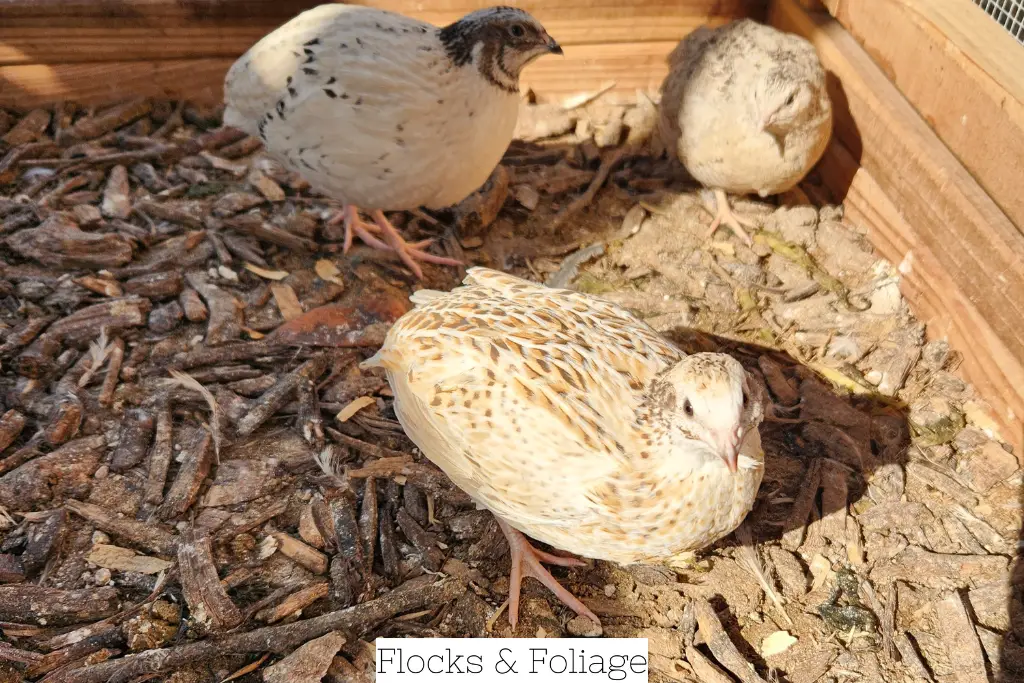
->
[817,0,1024,248]
[769,0,1024,456]
[0,0,765,107]
[0,0,1021,454]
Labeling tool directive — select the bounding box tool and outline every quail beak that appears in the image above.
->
[760,119,786,155]
[546,35,563,55]
[717,427,743,474]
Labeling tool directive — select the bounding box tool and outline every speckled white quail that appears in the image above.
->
[223,5,562,278]
[658,19,832,244]
[363,268,765,628]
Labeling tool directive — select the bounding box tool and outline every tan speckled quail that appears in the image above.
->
[223,5,562,278]
[362,268,765,628]
[658,19,833,244]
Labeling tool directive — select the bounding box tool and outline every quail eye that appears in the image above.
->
[509,24,525,38]
[683,399,694,417]
[742,391,749,408]
[784,93,796,106]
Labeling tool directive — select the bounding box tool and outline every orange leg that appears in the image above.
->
[704,188,757,245]
[326,205,462,280]
[496,518,600,630]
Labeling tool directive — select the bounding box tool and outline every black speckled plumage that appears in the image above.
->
[223,4,559,277]
[224,4,558,213]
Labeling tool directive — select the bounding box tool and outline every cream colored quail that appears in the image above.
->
[658,19,832,244]
[363,268,765,628]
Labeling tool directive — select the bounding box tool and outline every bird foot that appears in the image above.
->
[705,189,757,245]
[329,205,462,280]
[496,518,600,630]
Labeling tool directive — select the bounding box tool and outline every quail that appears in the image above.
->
[363,268,765,627]
[658,19,832,244]
[224,5,562,278]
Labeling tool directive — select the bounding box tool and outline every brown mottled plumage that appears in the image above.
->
[362,268,765,628]
[658,19,832,244]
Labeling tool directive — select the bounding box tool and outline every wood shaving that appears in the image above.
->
[336,396,377,423]
[270,282,303,320]
[314,258,343,285]
[243,263,290,280]
[759,631,798,657]
[86,544,172,575]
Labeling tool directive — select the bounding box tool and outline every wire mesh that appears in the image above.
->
[973,0,1024,44]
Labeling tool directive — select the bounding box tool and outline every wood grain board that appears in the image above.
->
[0,0,760,24]
[0,17,732,66]
[0,1,764,63]
[0,59,234,109]
[770,0,1024,456]
[820,0,1024,234]
[0,27,297,65]
[0,41,676,109]
[0,0,764,106]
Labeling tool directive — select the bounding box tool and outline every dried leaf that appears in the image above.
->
[272,294,411,348]
[87,544,172,575]
[271,283,303,321]
[314,259,343,285]
[244,263,290,281]
[760,631,798,657]
[242,327,265,340]
[336,396,376,423]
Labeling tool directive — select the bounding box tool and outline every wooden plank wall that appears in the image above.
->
[0,0,766,108]
[819,0,1024,244]
[769,0,1024,457]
